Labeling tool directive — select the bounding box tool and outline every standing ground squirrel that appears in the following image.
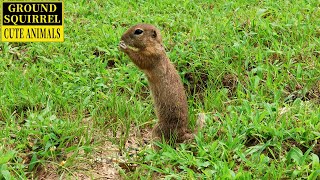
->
[119,24,196,145]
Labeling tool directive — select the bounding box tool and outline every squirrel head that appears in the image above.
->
[119,24,165,70]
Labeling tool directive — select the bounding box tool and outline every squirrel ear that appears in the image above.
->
[152,30,157,38]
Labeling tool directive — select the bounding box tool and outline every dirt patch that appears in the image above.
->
[284,79,320,103]
[84,125,152,179]
[93,48,116,69]
[32,114,152,180]
[222,74,238,97]
[282,139,308,153]
[35,141,121,180]
[237,19,252,32]
[78,141,122,179]
[313,140,320,157]
[93,48,106,58]
[2,43,29,61]
[306,80,320,103]
[268,52,286,63]
[106,60,116,69]
[283,82,304,102]
[202,3,214,10]
[244,135,261,147]
[36,164,59,180]
[262,146,278,159]
[184,71,208,94]
[244,134,273,147]
[36,124,152,179]
[182,65,209,103]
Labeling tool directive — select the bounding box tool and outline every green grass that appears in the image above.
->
[1,0,320,179]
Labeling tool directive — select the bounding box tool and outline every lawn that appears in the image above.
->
[0,0,320,179]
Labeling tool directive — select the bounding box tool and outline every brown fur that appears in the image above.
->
[119,24,193,144]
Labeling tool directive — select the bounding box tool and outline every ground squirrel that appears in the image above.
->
[119,24,197,145]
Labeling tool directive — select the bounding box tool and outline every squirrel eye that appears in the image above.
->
[134,29,143,35]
